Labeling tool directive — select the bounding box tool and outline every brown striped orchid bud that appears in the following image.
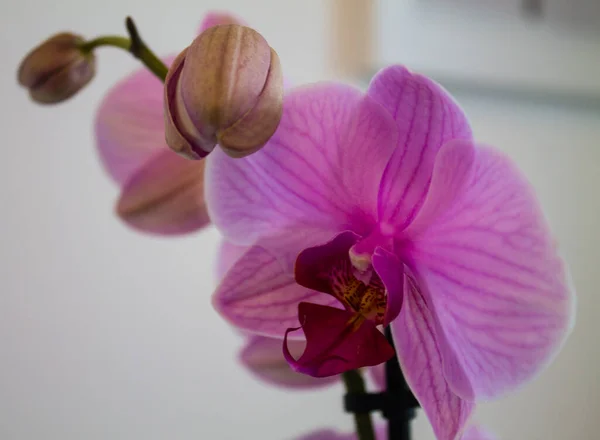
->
[18,33,95,104]
[164,24,283,160]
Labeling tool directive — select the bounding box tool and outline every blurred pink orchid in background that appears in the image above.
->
[294,426,385,440]
[295,424,494,440]
[240,335,339,389]
[94,12,244,235]
[209,66,574,439]
[460,426,497,440]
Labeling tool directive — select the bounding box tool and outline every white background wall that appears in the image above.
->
[0,0,598,439]
[378,0,600,95]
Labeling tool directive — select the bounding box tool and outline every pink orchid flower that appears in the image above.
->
[94,12,243,235]
[295,424,494,440]
[209,67,574,439]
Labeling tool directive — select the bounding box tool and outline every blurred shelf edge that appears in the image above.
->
[330,0,600,111]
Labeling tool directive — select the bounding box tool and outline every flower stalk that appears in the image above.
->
[342,331,419,440]
[79,17,168,81]
[341,370,376,440]
[384,327,418,440]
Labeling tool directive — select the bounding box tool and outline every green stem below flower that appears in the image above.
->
[342,370,376,440]
[78,17,168,81]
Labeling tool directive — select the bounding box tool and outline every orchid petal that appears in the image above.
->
[461,425,497,440]
[297,424,485,440]
[205,83,398,245]
[295,429,343,440]
[95,56,175,184]
[240,335,337,389]
[403,139,476,237]
[213,228,338,337]
[198,11,246,34]
[295,425,385,440]
[367,65,472,230]
[216,240,249,281]
[115,150,208,235]
[393,278,474,440]
[410,146,574,400]
[284,302,394,377]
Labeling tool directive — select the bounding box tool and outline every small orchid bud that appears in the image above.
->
[18,32,95,104]
[164,24,283,160]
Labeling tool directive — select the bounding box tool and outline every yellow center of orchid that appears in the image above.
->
[327,258,386,325]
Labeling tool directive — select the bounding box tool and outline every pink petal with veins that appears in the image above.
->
[393,276,473,440]
[213,228,339,337]
[408,146,574,400]
[216,240,249,281]
[116,149,207,235]
[206,83,398,245]
[367,65,472,231]
[95,56,175,184]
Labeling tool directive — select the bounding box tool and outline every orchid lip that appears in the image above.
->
[283,302,394,378]
[286,311,364,372]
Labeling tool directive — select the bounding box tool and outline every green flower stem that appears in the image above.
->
[342,370,376,440]
[79,17,168,81]
[79,36,131,51]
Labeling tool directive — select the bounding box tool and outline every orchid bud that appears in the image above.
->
[164,24,283,159]
[18,32,95,104]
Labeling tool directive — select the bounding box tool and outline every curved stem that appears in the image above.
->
[124,17,169,81]
[79,36,130,51]
[78,17,168,81]
[342,370,375,440]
